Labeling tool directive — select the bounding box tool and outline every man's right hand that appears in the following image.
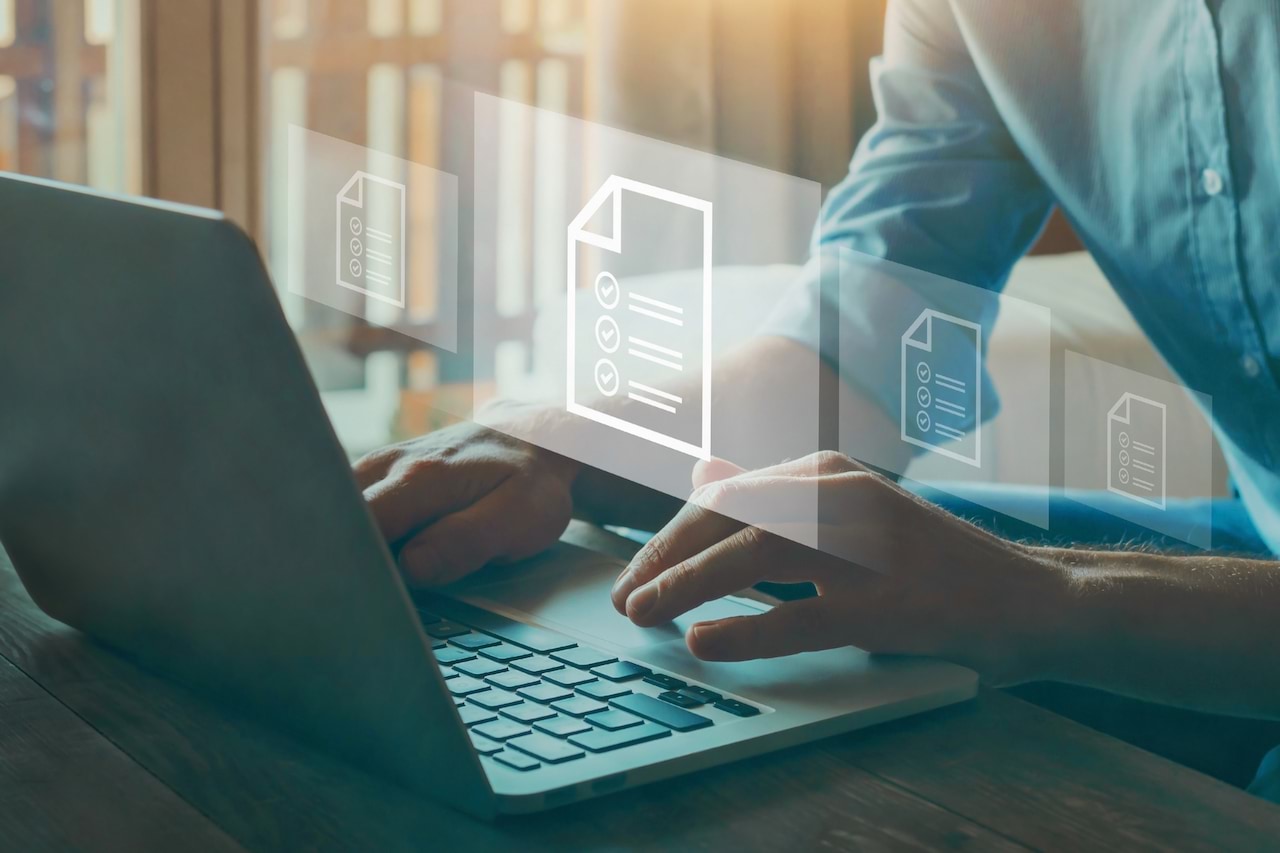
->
[354,416,581,587]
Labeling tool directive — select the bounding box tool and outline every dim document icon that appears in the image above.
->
[336,171,406,308]
[1108,392,1167,509]
[565,175,713,460]
[901,308,983,467]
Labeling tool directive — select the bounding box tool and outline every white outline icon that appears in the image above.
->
[336,170,406,308]
[901,308,983,467]
[566,175,712,460]
[1107,392,1167,509]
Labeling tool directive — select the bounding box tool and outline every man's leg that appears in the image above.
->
[912,483,1280,790]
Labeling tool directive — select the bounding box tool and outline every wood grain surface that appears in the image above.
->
[1,524,1278,852]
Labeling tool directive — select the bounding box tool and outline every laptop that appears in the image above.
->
[0,172,976,819]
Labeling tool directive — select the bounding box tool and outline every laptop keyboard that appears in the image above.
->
[415,600,765,773]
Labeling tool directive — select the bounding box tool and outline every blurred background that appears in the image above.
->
[10,0,1194,496]
[0,0,894,453]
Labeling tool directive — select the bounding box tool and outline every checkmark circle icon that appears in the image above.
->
[594,271,620,310]
[594,358,620,397]
[595,315,621,353]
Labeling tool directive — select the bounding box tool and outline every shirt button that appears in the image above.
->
[1242,354,1262,378]
[1202,168,1225,196]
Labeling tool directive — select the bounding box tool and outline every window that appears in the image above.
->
[0,0,141,192]
[259,0,587,452]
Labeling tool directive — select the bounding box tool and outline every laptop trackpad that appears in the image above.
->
[450,543,764,652]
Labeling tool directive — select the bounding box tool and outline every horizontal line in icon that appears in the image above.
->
[628,392,677,414]
[627,380,682,404]
[934,423,965,441]
[628,348,683,371]
[628,337,682,359]
[629,292,684,315]
[628,305,684,326]
[934,400,966,418]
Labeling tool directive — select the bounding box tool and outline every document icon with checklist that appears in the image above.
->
[1107,392,1167,509]
[901,308,983,467]
[566,176,712,459]
[336,170,406,308]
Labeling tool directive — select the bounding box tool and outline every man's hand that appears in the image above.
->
[355,415,580,587]
[610,451,1070,684]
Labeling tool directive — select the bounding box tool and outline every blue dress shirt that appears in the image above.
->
[767,0,1280,552]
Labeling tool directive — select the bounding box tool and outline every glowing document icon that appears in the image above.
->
[566,176,712,460]
[1107,392,1167,509]
[901,309,982,467]
[336,171,406,308]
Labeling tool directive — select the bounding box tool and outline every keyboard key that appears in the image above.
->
[533,715,592,738]
[680,686,723,704]
[424,620,470,639]
[477,643,533,663]
[485,670,539,691]
[430,639,447,649]
[451,633,501,651]
[507,733,586,764]
[551,696,609,718]
[585,709,644,731]
[468,689,522,710]
[457,704,497,727]
[510,655,564,676]
[517,683,574,704]
[441,670,459,680]
[577,681,631,702]
[592,661,650,682]
[458,614,577,654]
[447,676,489,696]
[416,609,442,625]
[569,722,672,753]
[643,673,687,691]
[434,646,476,666]
[544,669,596,689]
[473,719,531,741]
[454,658,507,678]
[714,699,761,717]
[454,697,465,707]
[612,693,713,732]
[501,702,557,724]
[659,690,704,709]
[552,647,619,669]
[492,750,540,771]
[469,731,503,755]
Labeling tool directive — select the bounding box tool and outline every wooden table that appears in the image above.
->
[3,526,1280,852]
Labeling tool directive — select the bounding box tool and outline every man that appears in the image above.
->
[357,1,1280,798]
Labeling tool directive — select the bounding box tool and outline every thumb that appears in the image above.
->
[692,457,747,490]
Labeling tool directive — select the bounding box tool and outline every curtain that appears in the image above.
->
[584,0,887,191]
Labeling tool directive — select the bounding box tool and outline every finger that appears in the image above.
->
[738,450,867,480]
[363,457,510,543]
[397,476,568,587]
[626,525,852,627]
[352,447,398,490]
[611,497,743,614]
[686,597,857,661]
[692,457,746,489]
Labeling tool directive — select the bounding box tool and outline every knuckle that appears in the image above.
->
[354,446,398,472]
[737,523,772,553]
[692,481,730,515]
[812,450,854,475]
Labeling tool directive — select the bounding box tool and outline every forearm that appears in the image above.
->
[1041,547,1280,719]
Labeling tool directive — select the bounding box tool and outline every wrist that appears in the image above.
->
[994,544,1087,685]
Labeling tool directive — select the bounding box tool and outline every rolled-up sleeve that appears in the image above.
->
[760,0,1054,437]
